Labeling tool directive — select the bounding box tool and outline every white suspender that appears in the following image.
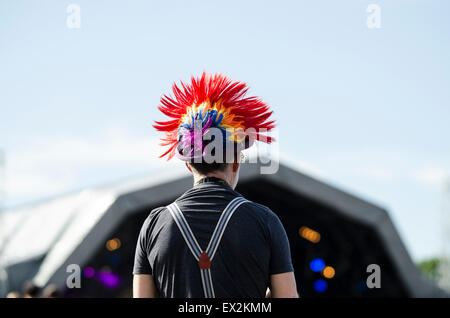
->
[167,196,249,298]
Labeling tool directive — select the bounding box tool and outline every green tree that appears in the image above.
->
[417,258,441,282]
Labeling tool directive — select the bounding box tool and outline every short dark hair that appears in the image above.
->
[188,148,241,175]
[186,134,243,175]
[188,161,228,175]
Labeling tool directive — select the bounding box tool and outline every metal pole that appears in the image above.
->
[438,177,450,291]
[0,149,7,296]
[0,148,4,213]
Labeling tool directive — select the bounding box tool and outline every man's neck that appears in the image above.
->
[193,172,230,187]
[195,176,230,188]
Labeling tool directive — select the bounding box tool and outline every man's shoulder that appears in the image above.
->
[150,205,167,213]
[243,200,270,212]
[241,200,277,220]
[142,206,168,227]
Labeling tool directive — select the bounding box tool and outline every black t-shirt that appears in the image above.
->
[133,179,294,298]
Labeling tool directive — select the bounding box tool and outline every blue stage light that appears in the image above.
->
[356,280,368,292]
[313,279,328,293]
[310,258,326,272]
[109,254,121,265]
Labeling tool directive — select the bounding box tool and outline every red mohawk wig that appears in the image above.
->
[153,72,276,160]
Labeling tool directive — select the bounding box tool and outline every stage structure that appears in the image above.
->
[0,162,446,297]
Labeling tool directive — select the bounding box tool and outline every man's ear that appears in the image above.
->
[185,162,193,173]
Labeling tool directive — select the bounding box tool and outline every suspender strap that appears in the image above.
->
[206,197,248,260]
[167,196,248,298]
[167,203,202,261]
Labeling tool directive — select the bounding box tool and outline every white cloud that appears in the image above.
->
[3,127,179,207]
[278,153,327,179]
[411,167,450,190]
[354,165,394,181]
[309,147,450,187]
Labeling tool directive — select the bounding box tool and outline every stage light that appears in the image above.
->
[83,266,95,278]
[109,254,121,265]
[299,226,321,243]
[100,266,112,273]
[97,271,121,289]
[310,258,326,272]
[313,279,328,293]
[323,266,335,279]
[106,238,121,251]
[356,280,368,293]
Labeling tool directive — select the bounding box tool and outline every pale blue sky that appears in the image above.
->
[1,0,449,261]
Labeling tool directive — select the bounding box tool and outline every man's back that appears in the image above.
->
[133,179,294,298]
